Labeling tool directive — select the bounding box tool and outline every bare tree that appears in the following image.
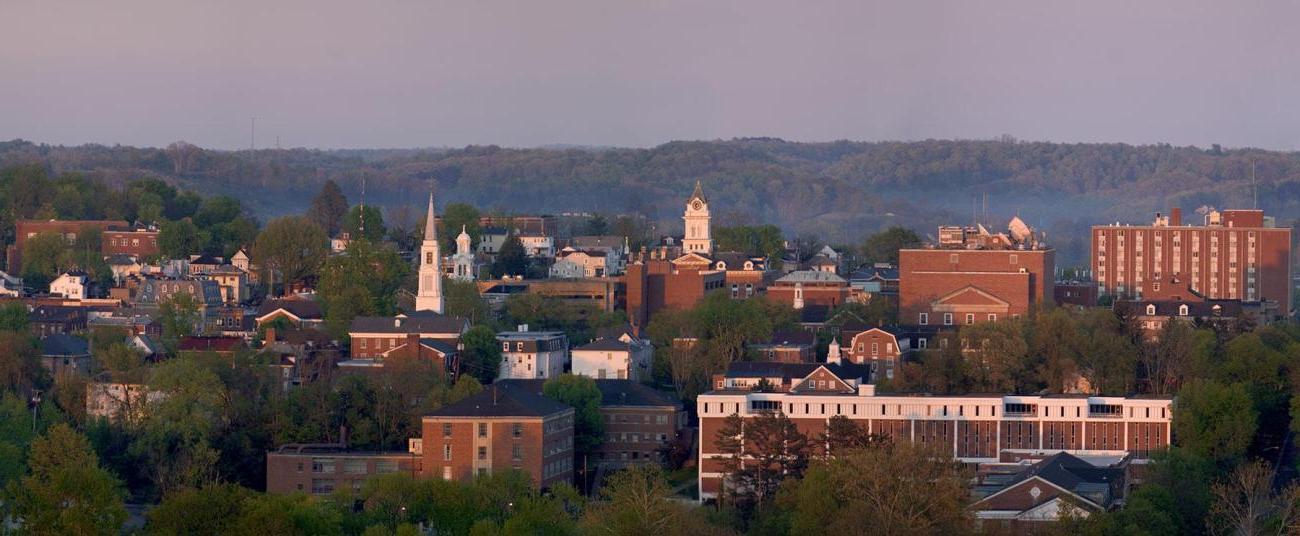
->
[1209,460,1300,536]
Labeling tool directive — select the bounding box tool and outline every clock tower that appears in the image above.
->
[682,180,713,255]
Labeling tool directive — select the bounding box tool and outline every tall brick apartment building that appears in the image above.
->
[696,362,1172,501]
[6,219,159,273]
[900,220,1054,327]
[1091,208,1291,319]
[421,384,574,489]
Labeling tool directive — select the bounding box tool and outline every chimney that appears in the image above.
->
[339,425,349,448]
[265,327,276,343]
[406,333,420,355]
[1170,207,1181,226]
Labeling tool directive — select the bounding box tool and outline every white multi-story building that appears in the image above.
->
[571,334,652,381]
[49,271,89,299]
[497,328,568,379]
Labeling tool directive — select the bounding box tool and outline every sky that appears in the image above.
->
[2,0,1299,150]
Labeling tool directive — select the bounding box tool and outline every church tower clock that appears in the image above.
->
[682,180,713,255]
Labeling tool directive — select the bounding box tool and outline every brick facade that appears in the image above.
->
[900,248,1054,327]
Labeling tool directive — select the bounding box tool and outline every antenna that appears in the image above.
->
[359,175,367,236]
[1251,160,1258,209]
[982,193,988,225]
[250,117,256,151]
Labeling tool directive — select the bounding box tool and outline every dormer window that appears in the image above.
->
[744,261,754,270]
[1179,304,1189,316]
[1146,304,1156,316]
[716,261,726,270]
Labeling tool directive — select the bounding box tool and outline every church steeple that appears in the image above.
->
[683,180,713,255]
[416,191,444,313]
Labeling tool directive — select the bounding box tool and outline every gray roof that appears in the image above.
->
[495,378,679,408]
[257,299,323,320]
[40,334,90,357]
[427,383,571,418]
[776,270,846,284]
[991,452,1122,509]
[575,337,633,352]
[723,361,871,383]
[349,313,467,335]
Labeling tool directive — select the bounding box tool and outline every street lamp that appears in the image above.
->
[29,390,42,433]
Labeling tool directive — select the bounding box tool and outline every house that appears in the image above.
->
[349,333,459,380]
[1116,297,1247,341]
[748,330,816,363]
[188,254,223,275]
[497,328,568,380]
[135,277,223,307]
[347,312,468,359]
[971,453,1129,526]
[0,270,22,297]
[86,380,163,423]
[28,305,87,337]
[127,334,163,360]
[475,226,509,255]
[767,270,852,310]
[39,334,91,376]
[834,323,910,380]
[849,263,899,303]
[106,254,144,285]
[697,362,1172,502]
[256,298,325,330]
[207,265,249,304]
[571,335,652,381]
[570,235,629,274]
[806,253,838,274]
[6,219,157,274]
[177,336,246,357]
[517,233,555,258]
[420,384,574,489]
[49,271,90,300]
[549,248,611,278]
[261,328,342,389]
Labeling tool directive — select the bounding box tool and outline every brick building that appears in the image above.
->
[696,362,1172,501]
[347,312,467,359]
[420,384,574,489]
[6,219,159,273]
[767,270,852,311]
[1091,208,1291,319]
[266,444,421,495]
[749,330,816,363]
[623,253,725,330]
[832,324,910,380]
[900,221,1054,328]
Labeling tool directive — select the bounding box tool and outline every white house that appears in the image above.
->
[571,335,653,381]
[0,270,22,297]
[49,271,89,299]
[518,233,555,258]
[549,247,612,278]
[497,328,568,379]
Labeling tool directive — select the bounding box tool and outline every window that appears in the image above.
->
[1179,304,1189,316]
[426,252,433,264]
[871,342,878,355]
[443,444,452,461]
[478,446,487,460]
[502,342,509,351]
[965,313,974,325]
[512,445,523,461]
[1009,254,1018,265]
[512,423,523,438]
[943,313,953,325]
[343,459,367,475]
[919,313,928,325]
[443,424,453,437]
[987,314,997,322]
[478,423,487,438]
[312,458,335,474]
[918,338,928,349]
[442,466,452,480]
[1146,304,1156,316]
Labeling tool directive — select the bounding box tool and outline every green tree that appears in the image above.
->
[543,374,605,458]
[158,291,201,356]
[0,394,60,488]
[460,326,502,384]
[491,234,529,278]
[20,232,70,288]
[1173,380,1257,465]
[343,205,387,242]
[144,483,253,535]
[317,239,410,338]
[0,302,29,332]
[440,202,481,253]
[192,196,243,229]
[159,219,206,259]
[253,216,329,296]
[9,423,127,535]
[860,226,922,265]
[0,330,44,393]
[444,278,491,326]
[308,180,349,237]
[581,465,730,536]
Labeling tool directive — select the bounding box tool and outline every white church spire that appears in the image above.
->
[415,190,444,313]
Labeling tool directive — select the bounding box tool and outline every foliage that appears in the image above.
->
[1173,380,1258,465]
[0,302,29,332]
[308,180,349,237]
[157,291,201,356]
[715,411,810,505]
[461,325,503,384]
[343,205,387,242]
[317,239,410,338]
[648,293,792,401]
[158,219,206,260]
[443,278,491,326]
[714,225,784,267]
[440,202,481,253]
[543,374,605,457]
[581,465,732,536]
[7,423,127,535]
[253,216,329,296]
[859,226,922,265]
[492,234,529,278]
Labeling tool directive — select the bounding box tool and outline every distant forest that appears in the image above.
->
[3,137,1300,268]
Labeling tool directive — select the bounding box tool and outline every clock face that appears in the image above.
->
[692,200,703,210]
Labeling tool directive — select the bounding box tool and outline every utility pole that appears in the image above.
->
[250,117,256,151]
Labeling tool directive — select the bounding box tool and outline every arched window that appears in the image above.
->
[1178,304,1189,316]
[1146,304,1156,316]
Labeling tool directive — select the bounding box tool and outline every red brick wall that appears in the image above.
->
[899,249,1053,327]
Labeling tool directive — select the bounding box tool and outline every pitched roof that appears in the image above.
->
[1118,299,1243,317]
[257,298,324,320]
[722,361,871,384]
[427,383,571,418]
[190,254,221,265]
[575,337,634,352]
[689,179,707,204]
[977,452,1123,510]
[763,330,815,346]
[40,333,90,357]
[349,313,467,334]
[776,270,846,284]
[494,378,679,408]
[177,336,244,352]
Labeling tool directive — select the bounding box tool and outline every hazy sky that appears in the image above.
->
[3,0,1298,150]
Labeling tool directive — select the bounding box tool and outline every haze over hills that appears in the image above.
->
[3,137,1299,268]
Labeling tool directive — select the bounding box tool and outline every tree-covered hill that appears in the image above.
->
[3,137,1298,265]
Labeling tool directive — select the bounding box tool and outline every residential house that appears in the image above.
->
[39,334,91,376]
[49,271,90,300]
[86,380,163,423]
[549,248,611,278]
[0,270,22,297]
[497,328,568,380]
[256,298,325,330]
[971,453,1129,526]
[571,335,652,381]
[347,312,467,359]
[748,330,816,363]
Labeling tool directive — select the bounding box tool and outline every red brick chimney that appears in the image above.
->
[406,333,421,358]
[1170,207,1181,226]
[265,327,276,344]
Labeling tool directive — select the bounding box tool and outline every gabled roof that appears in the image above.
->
[975,452,1122,511]
[177,336,244,352]
[807,254,836,267]
[798,304,831,324]
[933,285,1009,307]
[382,338,458,357]
[495,379,678,408]
[722,361,870,385]
[1118,299,1243,318]
[428,383,571,418]
[190,254,221,265]
[257,299,323,321]
[671,252,713,266]
[839,322,903,339]
[712,252,764,271]
[575,337,634,352]
[762,330,815,347]
[349,313,467,335]
[40,334,90,357]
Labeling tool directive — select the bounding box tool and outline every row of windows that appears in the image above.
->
[918,312,1000,325]
[710,400,1170,420]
